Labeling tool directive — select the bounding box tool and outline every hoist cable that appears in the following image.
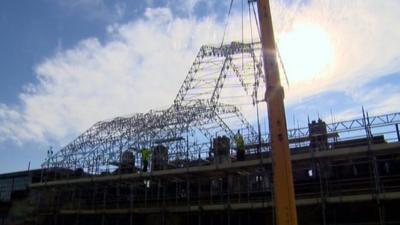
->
[220,0,235,47]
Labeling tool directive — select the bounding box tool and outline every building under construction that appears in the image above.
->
[0,40,397,225]
[1,1,400,225]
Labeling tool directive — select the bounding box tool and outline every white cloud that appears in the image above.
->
[144,7,173,22]
[347,84,400,115]
[56,0,128,22]
[0,7,224,145]
[0,0,399,146]
[114,2,126,19]
[175,0,200,13]
[169,0,203,15]
[167,0,228,16]
[317,83,400,123]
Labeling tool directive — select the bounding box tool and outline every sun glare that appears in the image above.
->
[277,23,334,83]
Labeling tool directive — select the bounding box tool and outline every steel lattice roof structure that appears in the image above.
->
[45,42,267,173]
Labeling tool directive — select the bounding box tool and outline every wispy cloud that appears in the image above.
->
[0,7,224,145]
[55,0,128,22]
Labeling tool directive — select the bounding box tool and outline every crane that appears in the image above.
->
[256,0,299,225]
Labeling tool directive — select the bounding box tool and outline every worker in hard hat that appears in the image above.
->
[141,147,151,172]
[234,130,245,161]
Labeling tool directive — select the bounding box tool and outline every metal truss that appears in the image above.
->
[174,41,263,107]
[45,42,266,172]
[48,100,249,172]
[287,112,400,140]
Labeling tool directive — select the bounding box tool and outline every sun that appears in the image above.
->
[277,23,334,83]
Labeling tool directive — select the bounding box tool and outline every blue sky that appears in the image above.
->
[0,0,399,173]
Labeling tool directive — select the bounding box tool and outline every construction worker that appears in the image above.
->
[141,147,151,172]
[234,130,245,161]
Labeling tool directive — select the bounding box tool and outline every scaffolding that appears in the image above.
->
[33,110,400,225]
[33,128,400,225]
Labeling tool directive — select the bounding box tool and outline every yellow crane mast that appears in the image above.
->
[256,0,299,225]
